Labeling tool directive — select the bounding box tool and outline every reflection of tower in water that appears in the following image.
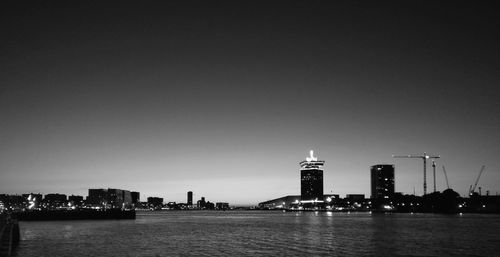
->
[300,150,325,201]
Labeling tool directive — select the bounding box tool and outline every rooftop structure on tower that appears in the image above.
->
[299,150,325,170]
[300,150,325,201]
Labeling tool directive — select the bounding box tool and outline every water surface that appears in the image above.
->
[15,211,500,256]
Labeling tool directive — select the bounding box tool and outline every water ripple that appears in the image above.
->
[14,211,500,257]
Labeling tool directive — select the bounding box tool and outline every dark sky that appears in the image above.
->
[1,1,499,205]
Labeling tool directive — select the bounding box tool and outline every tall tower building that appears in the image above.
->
[300,150,325,201]
[371,164,395,199]
[187,191,193,206]
[131,192,140,204]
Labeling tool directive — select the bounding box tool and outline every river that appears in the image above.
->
[14,211,500,256]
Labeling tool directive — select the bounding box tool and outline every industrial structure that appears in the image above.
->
[442,165,450,189]
[469,165,486,196]
[393,152,440,195]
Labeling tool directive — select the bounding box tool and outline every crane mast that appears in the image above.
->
[432,161,436,193]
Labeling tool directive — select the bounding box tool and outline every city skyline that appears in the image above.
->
[1,1,499,205]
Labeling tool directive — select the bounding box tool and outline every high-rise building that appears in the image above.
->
[300,150,325,201]
[131,192,140,204]
[371,164,395,199]
[187,191,193,206]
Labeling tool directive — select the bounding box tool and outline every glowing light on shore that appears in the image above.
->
[28,195,36,209]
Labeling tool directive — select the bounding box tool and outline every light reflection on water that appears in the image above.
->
[14,211,500,257]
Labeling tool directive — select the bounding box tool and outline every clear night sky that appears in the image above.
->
[1,1,499,205]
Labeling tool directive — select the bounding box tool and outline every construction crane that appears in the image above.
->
[469,165,486,196]
[393,152,440,195]
[430,158,442,192]
[442,165,450,189]
[432,161,437,192]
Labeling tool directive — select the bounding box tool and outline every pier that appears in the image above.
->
[0,214,19,257]
[13,209,136,221]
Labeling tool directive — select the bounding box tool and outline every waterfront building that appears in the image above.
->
[108,189,132,209]
[87,188,133,209]
[187,191,193,206]
[197,197,215,209]
[87,189,108,206]
[370,164,395,199]
[0,194,25,211]
[44,193,67,202]
[258,194,339,210]
[258,195,301,209]
[68,195,84,206]
[147,197,163,209]
[131,192,140,204]
[257,151,327,210]
[44,193,67,209]
[216,202,229,210]
[197,197,206,209]
[300,150,325,201]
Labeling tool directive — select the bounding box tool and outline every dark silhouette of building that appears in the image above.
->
[346,194,365,201]
[300,150,325,201]
[68,195,84,206]
[258,195,301,209]
[196,197,215,209]
[108,189,132,208]
[147,197,163,209]
[87,188,133,209]
[44,193,67,203]
[216,202,229,210]
[187,191,193,206]
[0,194,26,211]
[131,192,140,204]
[87,189,108,206]
[43,193,67,209]
[22,193,42,203]
[371,164,395,199]
[197,197,206,209]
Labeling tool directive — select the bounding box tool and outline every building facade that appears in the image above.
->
[87,188,133,209]
[300,150,325,201]
[147,197,163,208]
[187,191,193,206]
[371,164,395,199]
[68,195,84,206]
[131,192,140,204]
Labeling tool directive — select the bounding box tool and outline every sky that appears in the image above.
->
[1,1,499,205]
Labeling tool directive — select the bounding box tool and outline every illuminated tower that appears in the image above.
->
[300,150,325,201]
[370,164,395,199]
